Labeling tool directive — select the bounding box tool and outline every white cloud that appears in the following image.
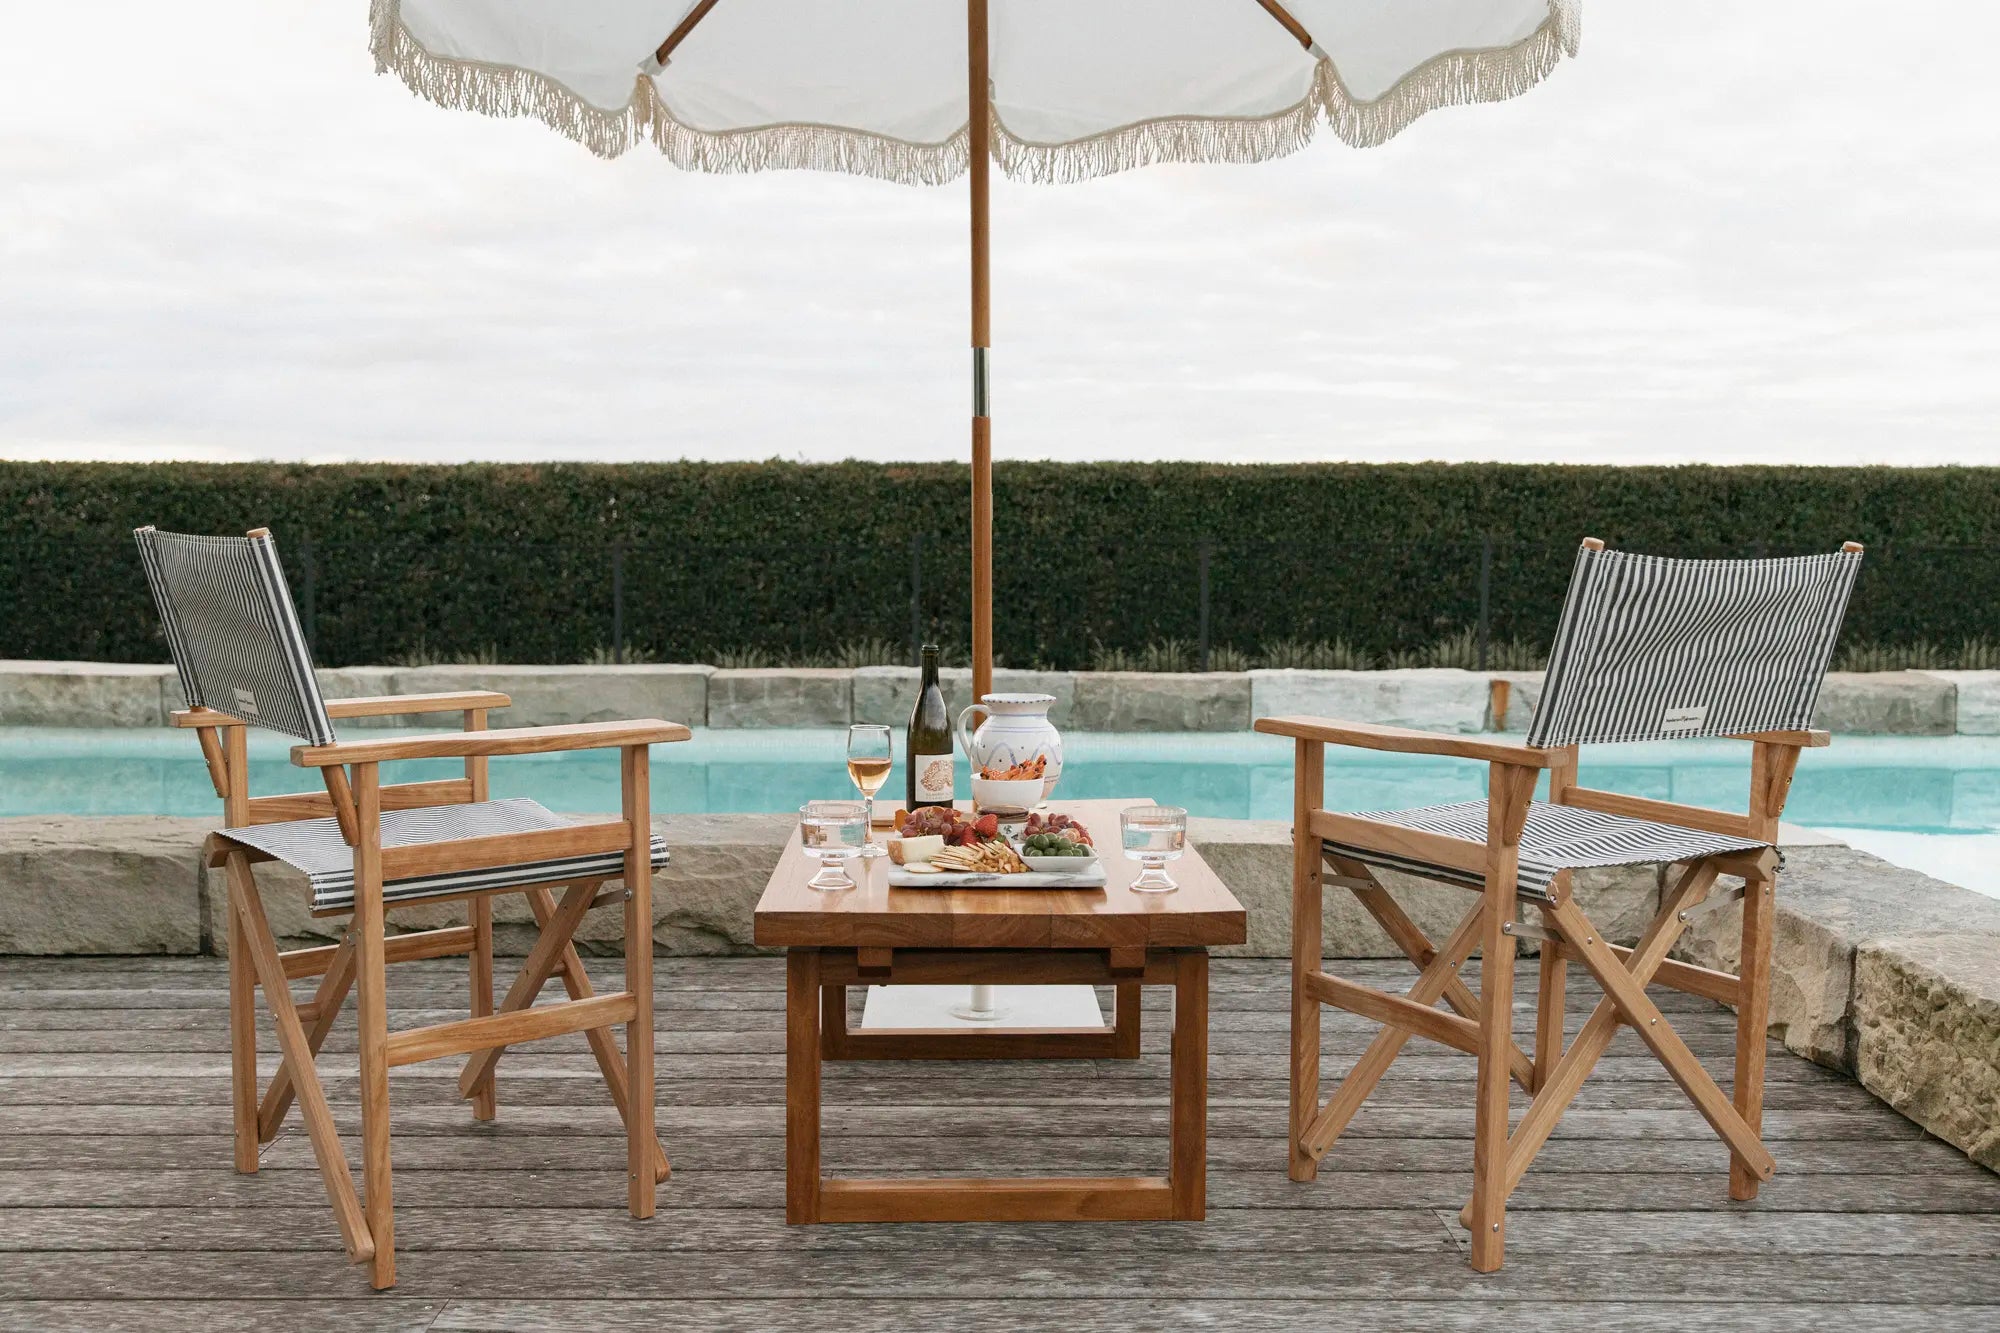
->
[1,2,1997,465]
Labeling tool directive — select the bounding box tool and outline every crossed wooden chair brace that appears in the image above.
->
[1259,537,1864,1272]
[136,526,688,1289]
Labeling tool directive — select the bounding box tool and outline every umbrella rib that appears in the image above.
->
[655,0,724,67]
[1254,0,1317,52]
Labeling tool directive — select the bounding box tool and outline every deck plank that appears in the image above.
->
[11,1249,2000,1302]
[6,1299,2000,1333]
[0,953,1993,1329]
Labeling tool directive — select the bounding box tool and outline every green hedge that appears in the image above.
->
[3,461,1997,668]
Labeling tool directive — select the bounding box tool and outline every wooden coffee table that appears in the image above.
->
[753,799,1246,1224]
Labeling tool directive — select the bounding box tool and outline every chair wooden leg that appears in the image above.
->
[1459,860,1723,1228]
[460,880,603,1098]
[1549,893,1775,1180]
[1469,884,1518,1271]
[523,886,672,1183]
[1731,868,1775,1201]
[621,743,657,1221]
[1349,871,1536,1093]
[351,766,397,1290]
[1469,764,1533,1273]
[227,856,372,1266]
[259,925,355,1144]
[456,881,670,1182]
[1289,738,1324,1182]
[1534,905,1567,1094]
[226,896,258,1174]
[1299,897,1486,1160]
[469,897,497,1121]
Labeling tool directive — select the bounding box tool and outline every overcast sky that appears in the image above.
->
[2,3,1997,467]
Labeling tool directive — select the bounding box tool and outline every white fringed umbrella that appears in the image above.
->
[370,0,1581,698]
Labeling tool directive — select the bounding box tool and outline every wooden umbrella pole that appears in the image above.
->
[654,0,723,66]
[968,0,993,703]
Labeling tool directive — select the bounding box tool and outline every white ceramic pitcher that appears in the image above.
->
[956,693,1063,800]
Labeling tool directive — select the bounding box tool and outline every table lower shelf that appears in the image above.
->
[824,980,1141,1060]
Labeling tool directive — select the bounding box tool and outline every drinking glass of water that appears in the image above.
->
[1121,805,1188,893]
[799,800,867,891]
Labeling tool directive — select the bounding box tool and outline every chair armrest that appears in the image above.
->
[1253,716,1562,768]
[291,720,691,767]
[323,691,512,719]
[1727,729,1831,748]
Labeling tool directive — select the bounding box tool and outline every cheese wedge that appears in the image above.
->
[887,835,944,866]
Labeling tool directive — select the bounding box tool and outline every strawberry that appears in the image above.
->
[973,812,999,839]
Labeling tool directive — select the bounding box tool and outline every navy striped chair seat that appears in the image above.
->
[221,797,671,913]
[1323,799,1768,902]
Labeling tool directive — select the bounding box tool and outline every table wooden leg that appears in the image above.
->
[786,948,822,1224]
[820,983,851,1059]
[1169,949,1209,1220]
[1112,982,1143,1059]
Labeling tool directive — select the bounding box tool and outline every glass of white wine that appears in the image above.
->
[1121,805,1188,893]
[846,724,893,858]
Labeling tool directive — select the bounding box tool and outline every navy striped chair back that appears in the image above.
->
[134,527,336,746]
[1526,542,1862,749]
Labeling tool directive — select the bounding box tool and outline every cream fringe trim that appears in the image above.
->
[370,0,1579,188]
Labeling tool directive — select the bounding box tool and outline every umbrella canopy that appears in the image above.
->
[369,1,1582,694]
[373,1,1577,182]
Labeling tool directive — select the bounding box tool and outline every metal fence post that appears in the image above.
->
[1477,536,1492,672]
[1198,539,1212,671]
[611,543,625,665]
[910,533,924,663]
[299,532,318,655]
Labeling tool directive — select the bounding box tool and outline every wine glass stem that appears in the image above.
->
[858,792,885,857]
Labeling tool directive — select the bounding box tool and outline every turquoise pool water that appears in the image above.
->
[5,728,1997,896]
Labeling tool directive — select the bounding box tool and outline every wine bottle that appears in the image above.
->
[906,644,954,810]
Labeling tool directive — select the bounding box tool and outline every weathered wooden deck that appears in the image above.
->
[2,953,1997,1331]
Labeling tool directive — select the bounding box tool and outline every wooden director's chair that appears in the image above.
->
[135,526,689,1289]
[1257,538,1863,1271]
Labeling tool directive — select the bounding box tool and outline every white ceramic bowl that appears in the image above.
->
[1023,848,1098,874]
[971,776,1044,813]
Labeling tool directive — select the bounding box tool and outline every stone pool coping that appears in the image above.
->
[2,659,1995,734]
[1,810,1994,1173]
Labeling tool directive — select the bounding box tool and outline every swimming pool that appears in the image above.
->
[4,728,1996,898]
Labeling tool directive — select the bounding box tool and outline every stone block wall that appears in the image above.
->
[6,659,1995,735]
[1854,935,2000,1171]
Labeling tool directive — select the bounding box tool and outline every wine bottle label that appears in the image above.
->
[912,752,955,803]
